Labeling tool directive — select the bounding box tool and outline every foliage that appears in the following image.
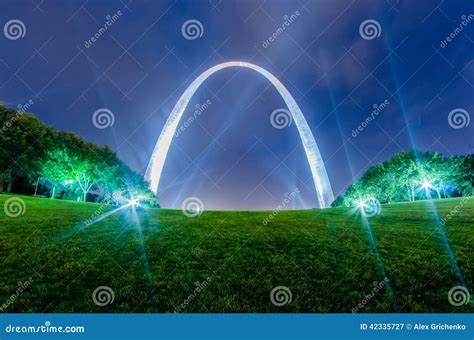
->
[0,104,157,206]
[0,105,55,192]
[332,150,473,207]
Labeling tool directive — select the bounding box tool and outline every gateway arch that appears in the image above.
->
[145,61,334,208]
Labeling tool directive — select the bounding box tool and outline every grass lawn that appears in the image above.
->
[0,194,472,313]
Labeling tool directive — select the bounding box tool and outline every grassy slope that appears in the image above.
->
[0,194,472,313]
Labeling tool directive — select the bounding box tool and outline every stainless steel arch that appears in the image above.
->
[145,61,334,208]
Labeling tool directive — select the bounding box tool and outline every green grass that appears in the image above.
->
[0,194,472,313]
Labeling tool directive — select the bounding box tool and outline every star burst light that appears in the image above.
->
[420,178,433,191]
[356,199,367,209]
[129,198,139,207]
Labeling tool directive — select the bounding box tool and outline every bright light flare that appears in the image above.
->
[129,198,139,207]
[420,178,433,191]
[356,199,367,209]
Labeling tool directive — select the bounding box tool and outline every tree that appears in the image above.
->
[417,152,450,199]
[0,103,158,205]
[335,149,473,207]
[0,106,54,193]
[41,149,74,198]
[450,154,474,196]
[387,150,420,201]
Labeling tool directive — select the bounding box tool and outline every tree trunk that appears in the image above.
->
[435,187,441,199]
[6,180,12,193]
[34,177,40,196]
[83,191,87,202]
[50,185,56,199]
[0,177,4,192]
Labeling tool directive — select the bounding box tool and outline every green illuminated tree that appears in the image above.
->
[451,154,474,196]
[41,149,72,198]
[333,150,473,207]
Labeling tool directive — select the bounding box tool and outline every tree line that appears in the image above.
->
[0,103,157,206]
[332,150,473,207]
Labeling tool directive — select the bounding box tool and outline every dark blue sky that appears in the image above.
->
[1,0,473,209]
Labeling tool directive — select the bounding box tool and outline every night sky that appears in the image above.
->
[1,0,473,210]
